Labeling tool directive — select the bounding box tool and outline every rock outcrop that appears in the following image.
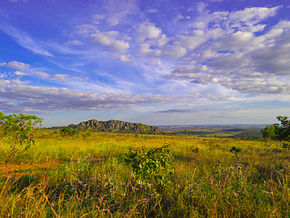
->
[68,119,164,134]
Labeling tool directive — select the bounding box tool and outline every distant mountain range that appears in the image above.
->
[158,124,268,129]
[66,119,164,134]
[50,120,268,138]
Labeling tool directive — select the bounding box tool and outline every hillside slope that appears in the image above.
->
[68,119,164,134]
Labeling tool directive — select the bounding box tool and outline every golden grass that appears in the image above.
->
[0,131,288,217]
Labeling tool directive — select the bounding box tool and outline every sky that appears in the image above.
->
[0,0,289,126]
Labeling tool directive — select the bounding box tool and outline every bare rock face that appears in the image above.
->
[68,119,164,134]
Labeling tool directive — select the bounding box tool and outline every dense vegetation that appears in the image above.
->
[262,116,290,141]
[0,113,289,217]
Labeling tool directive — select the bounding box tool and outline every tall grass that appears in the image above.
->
[0,131,289,217]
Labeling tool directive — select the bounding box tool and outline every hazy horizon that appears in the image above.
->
[0,0,289,126]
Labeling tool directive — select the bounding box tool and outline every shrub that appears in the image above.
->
[275,116,290,141]
[262,116,290,141]
[0,112,42,162]
[60,127,79,137]
[122,145,175,187]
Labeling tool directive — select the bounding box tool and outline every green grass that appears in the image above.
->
[0,131,289,217]
[165,127,263,139]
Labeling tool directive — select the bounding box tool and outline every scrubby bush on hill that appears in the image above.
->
[262,115,290,141]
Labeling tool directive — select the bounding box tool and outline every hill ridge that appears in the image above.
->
[68,119,164,134]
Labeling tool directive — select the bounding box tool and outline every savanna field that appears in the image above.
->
[0,130,289,217]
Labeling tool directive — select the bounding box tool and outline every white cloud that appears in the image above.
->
[0,79,11,86]
[76,25,130,52]
[52,74,68,81]
[139,43,161,57]
[176,34,206,50]
[119,55,131,63]
[4,61,30,71]
[34,71,50,78]
[229,6,280,25]
[136,22,162,42]
[14,71,28,76]
[91,30,129,51]
[164,6,290,95]
[0,82,180,113]
[162,45,187,58]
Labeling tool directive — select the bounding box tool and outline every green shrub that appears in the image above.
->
[122,145,175,187]
[0,112,42,162]
[262,116,290,141]
[60,127,79,137]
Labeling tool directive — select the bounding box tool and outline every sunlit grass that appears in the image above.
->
[0,131,289,217]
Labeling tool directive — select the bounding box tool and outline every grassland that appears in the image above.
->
[0,131,289,217]
[162,126,264,139]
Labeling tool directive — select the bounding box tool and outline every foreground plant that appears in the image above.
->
[121,145,175,188]
[0,112,42,163]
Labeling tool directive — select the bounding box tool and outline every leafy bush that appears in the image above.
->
[60,127,79,137]
[262,115,290,141]
[122,145,175,187]
[261,125,276,140]
[275,116,290,141]
[0,112,42,162]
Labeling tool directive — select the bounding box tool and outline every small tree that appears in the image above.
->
[262,116,290,142]
[275,116,290,141]
[0,112,42,162]
[262,125,276,142]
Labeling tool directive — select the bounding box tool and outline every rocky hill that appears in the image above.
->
[68,119,164,134]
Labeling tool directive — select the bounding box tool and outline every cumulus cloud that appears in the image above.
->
[1,61,30,71]
[14,71,28,76]
[165,6,290,95]
[136,22,162,42]
[228,6,280,25]
[139,43,161,57]
[76,24,129,52]
[34,71,50,78]
[119,55,131,63]
[162,45,187,58]
[91,30,129,51]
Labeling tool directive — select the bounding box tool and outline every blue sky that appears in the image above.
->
[0,0,289,126]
